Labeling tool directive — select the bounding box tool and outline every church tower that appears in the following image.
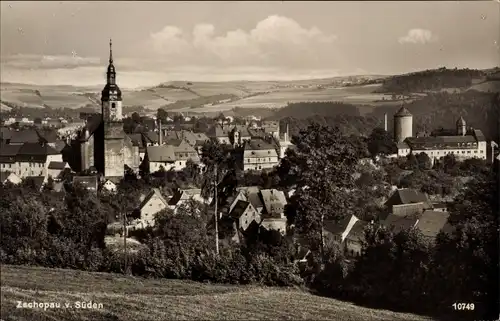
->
[100,39,126,180]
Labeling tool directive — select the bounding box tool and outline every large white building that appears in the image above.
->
[393,107,487,161]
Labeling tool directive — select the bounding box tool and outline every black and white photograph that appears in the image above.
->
[0,1,499,321]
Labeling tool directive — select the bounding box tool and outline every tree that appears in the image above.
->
[131,112,142,124]
[280,124,361,251]
[156,108,168,122]
[367,128,394,157]
[415,152,432,170]
[429,170,498,319]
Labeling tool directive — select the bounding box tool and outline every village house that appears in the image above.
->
[259,189,288,235]
[207,124,232,144]
[223,187,287,234]
[168,188,207,213]
[323,215,369,257]
[72,175,99,193]
[144,145,175,172]
[243,138,280,171]
[383,188,433,217]
[134,188,169,227]
[0,171,22,185]
[0,142,62,179]
[382,209,454,243]
[47,161,70,180]
[101,179,118,193]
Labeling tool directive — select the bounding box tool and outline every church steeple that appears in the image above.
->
[106,38,116,85]
[101,39,123,121]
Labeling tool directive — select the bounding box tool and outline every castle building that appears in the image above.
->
[72,40,140,181]
[394,106,487,161]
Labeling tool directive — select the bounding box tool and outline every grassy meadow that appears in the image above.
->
[0,265,435,321]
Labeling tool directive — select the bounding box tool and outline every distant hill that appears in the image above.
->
[375,67,489,94]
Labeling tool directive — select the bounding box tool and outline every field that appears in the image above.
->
[0,265,435,321]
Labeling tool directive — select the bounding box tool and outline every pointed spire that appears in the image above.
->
[109,38,113,64]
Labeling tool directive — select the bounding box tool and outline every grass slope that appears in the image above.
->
[0,265,434,321]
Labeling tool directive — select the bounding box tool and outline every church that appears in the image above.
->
[70,40,140,182]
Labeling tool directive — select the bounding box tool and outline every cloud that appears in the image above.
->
[1,54,102,70]
[398,29,438,44]
[148,15,337,68]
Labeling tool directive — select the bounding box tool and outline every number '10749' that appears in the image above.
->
[452,303,475,311]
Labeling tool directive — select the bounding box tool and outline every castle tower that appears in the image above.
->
[393,106,413,143]
[456,116,466,136]
[101,39,126,180]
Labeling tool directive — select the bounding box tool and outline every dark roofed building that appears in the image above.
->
[73,175,99,192]
[415,210,453,242]
[9,129,42,145]
[384,188,433,216]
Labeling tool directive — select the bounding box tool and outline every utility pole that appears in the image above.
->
[214,163,220,255]
[123,211,128,275]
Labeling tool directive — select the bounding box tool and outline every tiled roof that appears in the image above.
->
[345,220,369,241]
[382,213,419,234]
[127,133,144,147]
[48,161,67,170]
[472,129,486,142]
[236,186,264,210]
[139,188,168,210]
[78,115,102,141]
[9,129,40,144]
[168,188,202,206]
[229,200,252,219]
[406,135,478,149]
[17,143,59,156]
[323,216,353,235]
[396,142,410,149]
[143,131,159,144]
[386,188,432,208]
[260,189,287,216]
[208,124,232,137]
[415,210,453,240]
[243,139,278,158]
[146,145,175,162]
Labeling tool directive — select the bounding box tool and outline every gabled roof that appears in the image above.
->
[48,161,68,170]
[9,129,41,144]
[345,220,369,242]
[146,145,175,162]
[229,200,252,219]
[168,188,202,206]
[323,216,353,236]
[236,186,264,209]
[17,143,59,156]
[143,131,159,144]
[208,124,232,138]
[0,144,22,162]
[243,138,278,158]
[382,213,419,234]
[139,188,168,210]
[260,189,287,216]
[472,129,486,142]
[415,210,453,240]
[385,188,432,208]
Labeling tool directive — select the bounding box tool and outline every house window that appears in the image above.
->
[111,103,116,109]
[474,151,477,153]
[467,151,471,154]
[480,150,484,153]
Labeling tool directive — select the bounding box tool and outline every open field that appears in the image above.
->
[0,265,435,321]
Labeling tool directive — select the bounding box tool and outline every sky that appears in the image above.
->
[0,1,499,88]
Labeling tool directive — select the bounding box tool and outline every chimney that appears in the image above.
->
[384,113,388,131]
[158,119,163,145]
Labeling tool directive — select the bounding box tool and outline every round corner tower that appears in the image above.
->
[394,106,413,143]
[456,116,466,136]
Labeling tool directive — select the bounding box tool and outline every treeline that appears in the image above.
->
[375,67,486,93]
[272,101,362,119]
[368,91,499,140]
[273,90,498,140]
